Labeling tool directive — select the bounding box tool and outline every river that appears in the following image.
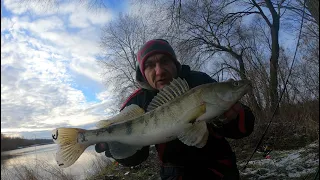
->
[1,144,112,180]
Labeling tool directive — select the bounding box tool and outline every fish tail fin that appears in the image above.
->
[52,128,89,168]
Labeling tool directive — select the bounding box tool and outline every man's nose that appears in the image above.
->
[155,63,165,76]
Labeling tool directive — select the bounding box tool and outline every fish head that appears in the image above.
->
[201,80,251,110]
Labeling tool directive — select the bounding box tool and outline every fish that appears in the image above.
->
[51,78,251,168]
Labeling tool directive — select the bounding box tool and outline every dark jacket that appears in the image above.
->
[116,65,255,180]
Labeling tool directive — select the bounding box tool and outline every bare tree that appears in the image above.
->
[216,0,284,114]
[158,0,318,115]
[159,0,265,113]
[298,21,319,100]
[99,14,155,107]
[281,0,319,26]
[190,0,288,113]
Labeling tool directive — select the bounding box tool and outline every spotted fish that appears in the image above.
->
[51,78,251,168]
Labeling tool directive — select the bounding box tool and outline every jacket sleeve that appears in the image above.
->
[112,90,150,167]
[209,104,255,139]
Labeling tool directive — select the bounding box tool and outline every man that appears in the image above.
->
[95,39,255,180]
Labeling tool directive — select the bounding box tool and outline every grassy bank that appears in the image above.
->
[1,159,76,180]
[88,147,161,180]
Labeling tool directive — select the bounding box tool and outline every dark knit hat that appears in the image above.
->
[136,39,181,80]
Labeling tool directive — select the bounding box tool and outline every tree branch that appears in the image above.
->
[251,0,272,27]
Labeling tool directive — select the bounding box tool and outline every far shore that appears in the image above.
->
[1,142,55,156]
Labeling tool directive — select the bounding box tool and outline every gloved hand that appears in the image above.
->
[95,142,150,167]
[95,142,113,158]
[223,102,242,121]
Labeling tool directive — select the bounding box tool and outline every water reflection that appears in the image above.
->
[1,144,112,180]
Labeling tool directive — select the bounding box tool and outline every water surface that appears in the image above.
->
[1,144,112,180]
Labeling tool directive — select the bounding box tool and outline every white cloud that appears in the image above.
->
[4,0,113,28]
[1,128,54,133]
[3,0,59,16]
[69,55,103,82]
[58,2,113,28]
[28,16,65,33]
[1,17,15,32]
[3,16,104,80]
[69,12,91,28]
[3,0,30,15]
[1,0,119,138]
[96,89,113,101]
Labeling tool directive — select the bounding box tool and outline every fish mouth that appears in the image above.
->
[237,80,252,94]
[156,79,170,85]
[243,82,252,93]
[156,79,166,83]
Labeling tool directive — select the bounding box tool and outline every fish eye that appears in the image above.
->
[232,81,239,86]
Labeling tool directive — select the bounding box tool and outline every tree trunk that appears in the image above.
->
[266,0,281,114]
[235,54,262,114]
[269,23,280,113]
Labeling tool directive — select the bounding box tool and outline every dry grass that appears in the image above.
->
[230,100,319,161]
[1,152,112,180]
[2,159,77,180]
[1,150,160,180]
[88,146,161,180]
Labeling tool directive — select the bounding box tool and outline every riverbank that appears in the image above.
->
[1,141,318,180]
[89,146,161,180]
[1,143,54,157]
[1,134,53,152]
[89,141,319,180]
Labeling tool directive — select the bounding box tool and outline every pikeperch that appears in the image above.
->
[52,78,251,168]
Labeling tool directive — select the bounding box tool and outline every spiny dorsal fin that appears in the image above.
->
[147,78,189,112]
[96,104,145,128]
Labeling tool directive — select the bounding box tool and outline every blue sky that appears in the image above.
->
[1,0,131,139]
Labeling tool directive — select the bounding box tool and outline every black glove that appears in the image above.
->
[95,142,150,167]
[95,142,113,158]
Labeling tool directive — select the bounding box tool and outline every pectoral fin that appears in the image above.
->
[108,142,143,159]
[195,103,225,122]
[180,103,206,124]
[178,121,209,148]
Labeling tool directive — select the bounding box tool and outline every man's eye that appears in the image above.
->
[145,63,153,68]
[161,58,170,64]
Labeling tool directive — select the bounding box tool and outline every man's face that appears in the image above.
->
[144,54,178,90]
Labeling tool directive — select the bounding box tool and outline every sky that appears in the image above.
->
[1,0,131,139]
